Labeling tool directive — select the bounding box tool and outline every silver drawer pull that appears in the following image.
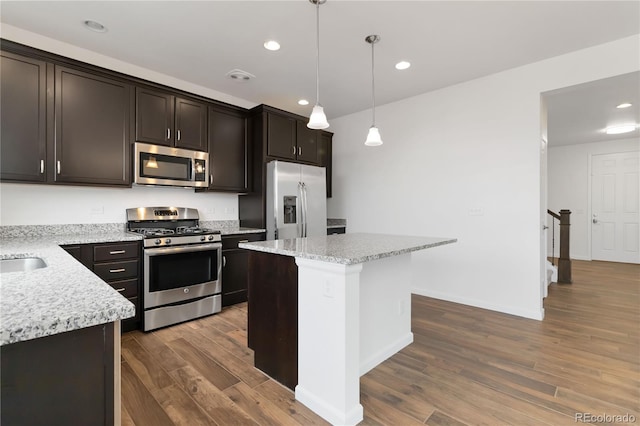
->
[177,129,181,141]
[223,255,226,267]
[115,288,126,292]
[238,240,249,244]
[167,128,170,140]
[40,159,45,174]
[109,268,126,273]
[109,250,126,255]
[57,161,61,174]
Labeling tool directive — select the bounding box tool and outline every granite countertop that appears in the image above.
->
[239,233,456,265]
[0,231,141,346]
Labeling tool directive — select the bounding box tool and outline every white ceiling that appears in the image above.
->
[545,72,640,146]
[1,1,639,144]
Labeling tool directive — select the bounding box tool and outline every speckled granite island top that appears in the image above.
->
[0,232,141,346]
[238,233,457,265]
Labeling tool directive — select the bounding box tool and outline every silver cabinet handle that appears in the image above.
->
[291,146,296,155]
[298,146,302,156]
[223,255,226,267]
[210,174,213,185]
[56,161,61,174]
[40,160,45,174]
[239,240,249,243]
[109,250,126,255]
[177,129,181,141]
[167,128,171,140]
[109,268,126,273]
[115,288,126,292]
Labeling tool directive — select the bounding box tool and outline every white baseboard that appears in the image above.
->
[295,385,363,426]
[411,288,544,321]
[359,332,413,376]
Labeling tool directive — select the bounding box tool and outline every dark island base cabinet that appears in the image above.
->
[61,241,141,332]
[247,251,298,390]
[1,323,115,426]
[222,233,265,307]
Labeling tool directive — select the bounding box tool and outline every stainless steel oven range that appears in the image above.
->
[126,207,222,331]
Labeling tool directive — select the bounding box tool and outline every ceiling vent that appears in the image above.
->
[226,69,255,81]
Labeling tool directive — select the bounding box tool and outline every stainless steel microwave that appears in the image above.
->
[134,143,208,188]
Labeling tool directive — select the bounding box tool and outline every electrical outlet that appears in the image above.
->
[323,281,334,298]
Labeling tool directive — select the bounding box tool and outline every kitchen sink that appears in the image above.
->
[0,257,47,273]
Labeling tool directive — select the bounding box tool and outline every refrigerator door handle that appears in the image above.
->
[302,182,308,238]
[298,182,304,238]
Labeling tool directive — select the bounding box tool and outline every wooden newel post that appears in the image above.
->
[558,209,572,284]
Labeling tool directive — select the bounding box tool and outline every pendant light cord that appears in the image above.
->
[371,40,376,126]
[315,0,321,106]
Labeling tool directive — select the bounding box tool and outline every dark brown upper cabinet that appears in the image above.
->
[54,66,132,186]
[296,121,318,164]
[318,131,333,198]
[0,51,48,183]
[207,106,248,192]
[266,111,320,165]
[135,87,207,151]
[266,113,297,160]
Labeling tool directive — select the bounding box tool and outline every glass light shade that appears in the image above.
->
[365,126,383,146]
[307,105,329,129]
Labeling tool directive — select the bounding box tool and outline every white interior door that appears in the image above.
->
[591,151,640,263]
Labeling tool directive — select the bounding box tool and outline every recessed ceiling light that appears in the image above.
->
[226,69,255,81]
[605,124,637,135]
[616,103,632,109]
[298,99,309,106]
[395,61,411,70]
[83,20,107,33]
[264,40,281,51]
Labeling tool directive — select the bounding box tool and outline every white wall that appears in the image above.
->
[0,183,238,225]
[547,137,640,260]
[328,35,640,320]
[0,25,253,226]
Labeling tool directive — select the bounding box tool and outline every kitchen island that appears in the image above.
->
[240,233,456,425]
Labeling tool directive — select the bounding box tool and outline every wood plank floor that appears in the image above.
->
[121,260,639,425]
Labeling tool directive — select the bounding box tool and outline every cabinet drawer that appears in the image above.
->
[93,259,138,281]
[222,233,265,250]
[107,278,138,298]
[94,242,139,262]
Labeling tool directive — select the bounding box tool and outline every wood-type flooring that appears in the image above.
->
[121,260,639,425]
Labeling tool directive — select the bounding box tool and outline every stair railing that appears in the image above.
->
[547,209,572,284]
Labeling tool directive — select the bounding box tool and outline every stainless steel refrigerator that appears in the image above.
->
[266,160,327,240]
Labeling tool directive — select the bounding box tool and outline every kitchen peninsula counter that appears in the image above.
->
[0,231,140,346]
[241,233,456,425]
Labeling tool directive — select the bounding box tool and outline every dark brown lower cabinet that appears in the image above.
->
[61,241,141,332]
[221,232,265,307]
[1,323,115,426]
[247,251,298,390]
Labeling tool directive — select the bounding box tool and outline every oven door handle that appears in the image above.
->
[145,243,221,256]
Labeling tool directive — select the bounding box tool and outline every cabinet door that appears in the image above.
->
[296,121,319,164]
[266,113,296,160]
[319,131,332,197]
[222,249,249,306]
[0,52,47,182]
[135,87,174,146]
[55,66,131,186]
[208,107,248,191]
[175,97,207,151]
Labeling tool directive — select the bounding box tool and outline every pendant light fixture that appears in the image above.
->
[365,35,382,146]
[307,0,330,129]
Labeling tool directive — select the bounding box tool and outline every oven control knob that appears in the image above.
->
[165,238,172,244]
[184,288,189,294]
[208,235,214,241]
[154,239,161,245]
[200,236,206,242]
